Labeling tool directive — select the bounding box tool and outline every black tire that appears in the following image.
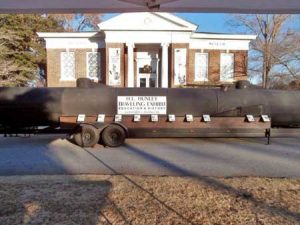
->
[101,125,126,147]
[73,124,100,147]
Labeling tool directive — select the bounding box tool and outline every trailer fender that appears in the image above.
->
[71,123,101,134]
[83,122,129,137]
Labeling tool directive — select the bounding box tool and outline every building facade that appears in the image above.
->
[38,13,256,88]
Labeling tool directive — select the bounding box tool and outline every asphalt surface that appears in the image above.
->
[0,134,300,177]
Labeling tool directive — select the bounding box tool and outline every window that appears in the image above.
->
[194,53,208,81]
[60,52,75,80]
[87,52,101,80]
[220,53,234,81]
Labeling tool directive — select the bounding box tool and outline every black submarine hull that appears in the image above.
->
[0,85,300,128]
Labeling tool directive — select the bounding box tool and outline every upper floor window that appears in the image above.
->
[60,52,75,81]
[220,53,234,81]
[194,53,208,82]
[87,52,101,80]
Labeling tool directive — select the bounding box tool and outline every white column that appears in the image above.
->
[161,43,170,88]
[126,42,135,87]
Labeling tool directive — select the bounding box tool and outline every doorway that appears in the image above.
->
[136,51,159,88]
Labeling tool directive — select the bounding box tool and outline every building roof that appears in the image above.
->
[37,13,256,42]
[98,12,198,31]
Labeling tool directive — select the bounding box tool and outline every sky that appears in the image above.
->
[175,13,231,33]
[102,13,300,34]
[102,13,233,33]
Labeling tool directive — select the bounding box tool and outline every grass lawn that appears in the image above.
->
[0,175,299,225]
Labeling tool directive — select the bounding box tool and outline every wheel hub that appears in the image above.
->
[83,133,91,141]
[111,132,118,142]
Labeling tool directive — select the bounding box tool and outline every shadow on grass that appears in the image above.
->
[84,148,197,225]
[84,143,300,224]
[0,178,114,225]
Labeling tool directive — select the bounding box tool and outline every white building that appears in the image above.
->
[38,12,256,88]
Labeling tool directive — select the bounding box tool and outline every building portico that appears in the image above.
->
[126,43,168,88]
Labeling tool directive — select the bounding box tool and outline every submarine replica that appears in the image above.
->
[0,79,299,147]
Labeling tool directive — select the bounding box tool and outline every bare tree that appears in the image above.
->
[228,15,300,88]
[52,14,102,32]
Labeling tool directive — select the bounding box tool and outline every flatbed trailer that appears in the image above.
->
[59,115,271,146]
[1,116,272,146]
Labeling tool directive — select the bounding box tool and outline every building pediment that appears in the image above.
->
[98,12,197,31]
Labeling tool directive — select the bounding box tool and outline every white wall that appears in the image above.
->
[40,31,253,51]
[43,37,105,49]
[104,31,192,44]
[190,39,252,50]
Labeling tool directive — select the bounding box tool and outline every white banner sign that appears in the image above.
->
[174,48,187,86]
[118,96,167,115]
[109,48,121,86]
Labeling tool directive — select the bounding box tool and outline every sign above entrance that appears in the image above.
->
[118,96,167,115]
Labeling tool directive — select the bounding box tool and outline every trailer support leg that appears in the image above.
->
[265,129,271,145]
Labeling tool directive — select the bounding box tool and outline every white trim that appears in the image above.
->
[41,37,105,49]
[105,30,192,44]
[155,13,198,30]
[86,52,101,81]
[191,33,256,40]
[190,39,251,51]
[126,42,135,87]
[98,12,197,31]
[39,31,254,50]
[161,42,170,88]
[37,32,103,38]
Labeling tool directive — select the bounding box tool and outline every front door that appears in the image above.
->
[136,52,159,88]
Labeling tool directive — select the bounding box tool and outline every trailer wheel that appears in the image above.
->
[73,124,99,147]
[101,124,126,147]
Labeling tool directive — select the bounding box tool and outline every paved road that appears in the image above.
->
[0,134,300,177]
